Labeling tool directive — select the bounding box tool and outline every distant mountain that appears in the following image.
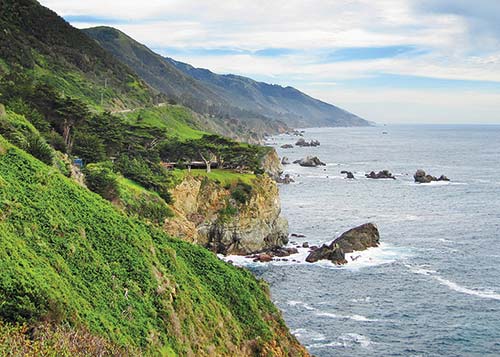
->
[84,27,371,128]
[167,59,370,128]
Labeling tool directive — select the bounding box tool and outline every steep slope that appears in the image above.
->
[0,0,154,110]
[83,26,371,128]
[0,135,308,356]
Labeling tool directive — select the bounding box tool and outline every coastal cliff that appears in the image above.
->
[165,173,288,255]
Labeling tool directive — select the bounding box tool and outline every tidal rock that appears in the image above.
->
[341,170,355,179]
[295,156,326,167]
[281,144,294,149]
[302,242,309,248]
[295,138,321,147]
[281,156,290,165]
[305,223,380,265]
[365,170,396,180]
[253,253,273,262]
[414,169,450,183]
[291,233,306,238]
[277,174,294,184]
[286,130,304,137]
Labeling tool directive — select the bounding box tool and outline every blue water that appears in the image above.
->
[255,125,500,356]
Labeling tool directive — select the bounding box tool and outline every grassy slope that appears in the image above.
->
[0,136,305,356]
[171,169,256,187]
[121,105,207,140]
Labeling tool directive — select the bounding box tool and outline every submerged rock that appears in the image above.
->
[281,144,294,149]
[294,156,326,167]
[414,169,450,183]
[305,223,380,265]
[365,170,396,180]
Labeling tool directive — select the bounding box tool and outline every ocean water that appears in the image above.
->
[228,125,500,356]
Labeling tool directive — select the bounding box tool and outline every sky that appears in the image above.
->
[40,0,500,124]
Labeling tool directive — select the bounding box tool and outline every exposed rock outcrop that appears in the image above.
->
[414,169,450,183]
[295,138,320,147]
[260,148,283,181]
[281,156,290,165]
[306,223,380,265]
[281,144,294,149]
[365,170,396,179]
[165,175,288,255]
[293,156,326,167]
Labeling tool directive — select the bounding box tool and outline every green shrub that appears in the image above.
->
[114,155,172,203]
[25,133,53,165]
[0,110,53,164]
[230,181,253,205]
[72,132,106,163]
[83,162,118,200]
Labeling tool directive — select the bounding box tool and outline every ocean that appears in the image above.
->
[226,125,500,356]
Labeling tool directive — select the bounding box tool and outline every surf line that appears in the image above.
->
[407,265,500,301]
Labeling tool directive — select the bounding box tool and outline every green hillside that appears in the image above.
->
[0,0,155,111]
[0,135,306,355]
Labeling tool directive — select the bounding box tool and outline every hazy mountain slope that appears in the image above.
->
[168,59,370,127]
[84,27,371,128]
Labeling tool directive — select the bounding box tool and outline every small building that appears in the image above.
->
[160,162,176,170]
[73,158,84,168]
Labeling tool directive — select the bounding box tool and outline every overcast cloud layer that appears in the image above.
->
[40,0,500,123]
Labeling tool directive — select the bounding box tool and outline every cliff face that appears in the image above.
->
[261,148,283,180]
[165,174,288,255]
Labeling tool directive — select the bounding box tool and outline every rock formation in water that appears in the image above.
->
[414,169,450,183]
[341,170,355,179]
[306,223,380,265]
[276,174,294,184]
[295,138,321,147]
[365,170,396,179]
[293,156,326,167]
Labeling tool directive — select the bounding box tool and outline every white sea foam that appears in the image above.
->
[408,265,500,301]
[438,238,454,243]
[338,333,373,348]
[307,341,343,349]
[291,328,325,342]
[432,276,500,301]
[220,242,409,270]
[315,311,380,322]
[350,296,371,303]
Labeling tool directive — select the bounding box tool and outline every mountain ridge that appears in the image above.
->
[83,26,371,129]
